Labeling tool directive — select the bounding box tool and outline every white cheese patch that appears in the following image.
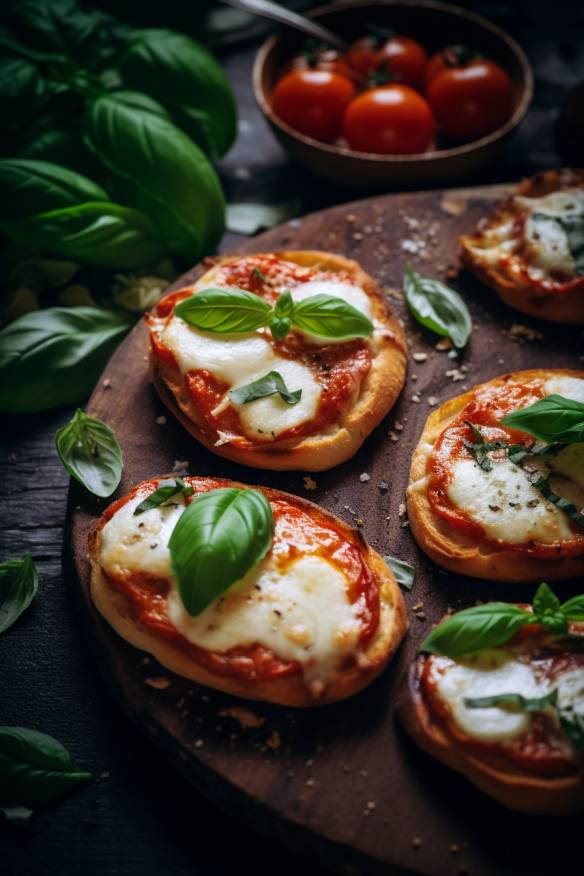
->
[99,492,364,687]
[233,358,321,439]
[447,456,575,543]
[544,376,584,405]
[431,650,546,742]
[557,667,584,717]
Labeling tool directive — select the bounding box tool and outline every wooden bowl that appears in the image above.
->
[252,0,533,189]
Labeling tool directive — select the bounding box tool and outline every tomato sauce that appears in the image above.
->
[427,380,584,556]
[147,255,374,446]
[98,477,380,683]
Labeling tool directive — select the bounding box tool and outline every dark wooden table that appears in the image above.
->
[1,3,583,875]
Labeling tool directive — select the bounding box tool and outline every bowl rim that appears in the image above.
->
[252,0,534,164]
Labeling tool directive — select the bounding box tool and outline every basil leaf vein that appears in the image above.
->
[464,689,558,712]
[291,293,373,340]
[0,726,91,805]
[55,409,123,498]
[403,264,472,349]
[133,478,193,515]
[0,555,38,635]
[169,488,274,616]
[383,555,415,591]
[229,371,302,406]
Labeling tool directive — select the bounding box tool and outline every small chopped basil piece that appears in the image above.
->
[463,421,507,472]
[133,478,193,515]
[229,370,302,406]
[383,555,415,591]
[532,475,584,531]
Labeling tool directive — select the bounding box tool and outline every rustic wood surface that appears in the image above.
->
[67,183,582,876]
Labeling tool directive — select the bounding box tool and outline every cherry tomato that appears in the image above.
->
[342,84,435,154]
[424,45,475,90]
[427,58,514,141]
[347,33,428,89]
[271,69,356,142]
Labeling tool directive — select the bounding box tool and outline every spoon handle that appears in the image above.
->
[217,0,348,52]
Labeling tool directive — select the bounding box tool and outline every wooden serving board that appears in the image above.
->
[66,184,582,876]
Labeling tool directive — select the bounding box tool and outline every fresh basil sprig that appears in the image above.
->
[229,370,301,406]
[0,726,91,805]
[501,395,584,444]
[169,488,274,616]
[464,689,558,712]
[133,478,193,515]
[532,211,584,276]
[421,582,584,657]
[464,421,507,472]
[383,555,415,591]
[174,286,373,342]
[0,555,38,635]
[56,409,123,498]
[403,264,472,349]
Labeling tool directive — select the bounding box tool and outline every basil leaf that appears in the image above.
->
[464,689,558,712]
[83,93,225,260]
[0,306,133,413]
[0,726,90,804]
[383,555,415,591]
[403,265,471,349]
[463,421,507,472]
[1,201,167,269]
[169,488,274,616]
[229,370,301,406]
[274,288,294,318]
[0,555,38,635]
[0,159,107,222]
[532,211,584,276]
[133,478,193,515]
[55,409,123,498]
[120,29,237,157]
[0,57,49,132]
[501,395,584,444]
[421,603,532,657]
[291,294,373,340]
[560,594,584,621]
[533,475,584,531]
[559,711,584,752]
[226,200,302,234]
[175,288,271,333]
[533,581,562,622]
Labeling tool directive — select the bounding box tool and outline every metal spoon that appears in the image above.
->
[217,0,347,51]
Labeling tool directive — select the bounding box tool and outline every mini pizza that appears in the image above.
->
[407,369,584,582]
[148,251,407,471]
[398,588,584,814]
[460,169,584,323]
[89,475,408,706]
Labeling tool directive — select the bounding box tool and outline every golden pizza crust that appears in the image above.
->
[406,368,584,582]
[150,250,407,471]
[460,169,584,324]
[89,476,408,707]
[397,655,584,815]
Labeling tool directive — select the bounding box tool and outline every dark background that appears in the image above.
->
[1,2,583,875]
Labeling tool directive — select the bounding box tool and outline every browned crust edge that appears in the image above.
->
[460,169,584,324]
[396,655,584,815]
[151,250,408,471]
[406,368,584,582]
[89,476,408,707]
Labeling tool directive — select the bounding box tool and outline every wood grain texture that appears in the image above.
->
[66,184,582,876]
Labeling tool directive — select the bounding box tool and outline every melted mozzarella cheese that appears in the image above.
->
[544,376,584,405]
[430,650,545,742]
[100,492,364,688]
[557,668,584,717]
[161,318,321,439]
[447,457,574,543]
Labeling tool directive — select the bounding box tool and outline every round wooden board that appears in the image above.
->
[66,185,582,876]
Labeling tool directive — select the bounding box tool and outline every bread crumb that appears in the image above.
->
[194,739,204,749]
[412,837,422,849]
[303,476,317,491]
[411,394,421,403]
[156,415,167,425]
[378,480,389,493]
[359,472,371,483]
[266,730,281,750]
[398,502,407,517]
[218,707,266,729]
[427,396,438,406]
[102,378,111,389]
[173,459,189,472]
[450,843,461,854]
[145,677,171,690]
[389,431,400,442]
[509,323,543,342]
[412,352,428,362]
[435,338,453,351]
[440,193,467,215]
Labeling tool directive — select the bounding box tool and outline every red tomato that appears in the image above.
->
[347,34,428,89]
[424,45,475,90]
[288,46,353,79]
[271,69,356,142]
[427,58,515,140]
[342,84,435,154]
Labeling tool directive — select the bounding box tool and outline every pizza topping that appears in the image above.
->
[428,375,584,550]
[98,477,381,687]
[148,255,391,445]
